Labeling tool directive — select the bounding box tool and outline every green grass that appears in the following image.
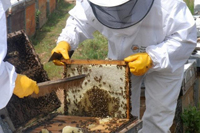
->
[31,0,75,80]
[72,31,108,60]
[181,105,200,133]
[31,0,108,80]
[184,0,194,14]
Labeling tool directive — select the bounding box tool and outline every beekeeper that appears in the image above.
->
[0,0,39,110]
[51,0,196,132]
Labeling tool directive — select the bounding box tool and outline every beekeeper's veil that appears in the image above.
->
[88,0,154,29]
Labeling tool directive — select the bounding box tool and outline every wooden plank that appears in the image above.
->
[62,59,127,65]
[125,64,130,119]
[25,1,36,36]
[118,119,142,133]
[9,6,25,32]
[29,115,131,133]
[182,85,195,109]
[140,95,146,119]
[30,74,86,98]
[37,0,47,28]
[49,0,56,14]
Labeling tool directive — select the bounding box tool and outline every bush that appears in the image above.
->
[181,105,200,133]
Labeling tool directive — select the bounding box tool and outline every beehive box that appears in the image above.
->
[190,48,200,106]
[15,60,142,133]
[62,60,131,119]
[6,0,36,37]
[25,0,36,36]
[35,0,47,29]
[3,30,61,130]
[14,59,143,133]
[47,0,56,16]
[6,0,25,33]
[25,115,141,133]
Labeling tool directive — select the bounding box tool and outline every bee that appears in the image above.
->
[83,67,88,72]
[58,123,63,126]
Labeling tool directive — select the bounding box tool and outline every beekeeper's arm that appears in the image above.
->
[125,2,196,75]
[0,0,39,109]
[51,0,96,65]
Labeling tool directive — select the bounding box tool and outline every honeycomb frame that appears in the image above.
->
[63,60,131,119]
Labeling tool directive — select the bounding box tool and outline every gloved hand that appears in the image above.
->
[51,41,71,66]
[124,53,153,76]
[14,74,39,98]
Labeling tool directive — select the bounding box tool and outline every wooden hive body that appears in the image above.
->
[20,60,143,133]
[4,30,60,130]
[63,60,131,119]
[27,115,140,133]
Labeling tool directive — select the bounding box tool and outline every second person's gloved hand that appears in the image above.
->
[14,74,39,98]
[124,53,153,76]
[51,41,71,66]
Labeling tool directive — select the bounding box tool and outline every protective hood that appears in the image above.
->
[89,0,129,7]
[89,0,154,29]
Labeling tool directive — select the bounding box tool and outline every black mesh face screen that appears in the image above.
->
[90,0,154,29]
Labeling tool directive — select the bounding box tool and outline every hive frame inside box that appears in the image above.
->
[63,60,131,119]
[4,30,60,132]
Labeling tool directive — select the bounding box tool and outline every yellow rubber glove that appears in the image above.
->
[124,53,153,76]
[51,41,71,66]
[14,74,39,98]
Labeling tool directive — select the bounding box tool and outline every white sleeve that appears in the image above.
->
[146,2,197,73]
[1,0,11,12]
[0,5,17,109]
[57,0,96,50]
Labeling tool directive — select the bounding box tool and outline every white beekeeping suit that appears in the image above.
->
[0,0,17,110]
[56,0,196,132]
